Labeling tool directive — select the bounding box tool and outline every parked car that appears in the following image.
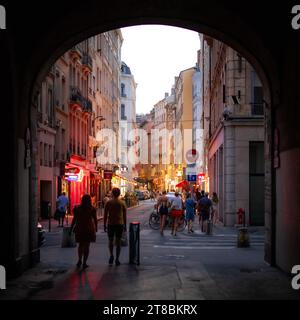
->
[37,222,45,247]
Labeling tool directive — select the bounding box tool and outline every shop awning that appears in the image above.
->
[175,180,189,188]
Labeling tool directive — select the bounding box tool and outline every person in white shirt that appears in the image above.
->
[170,192,183,236]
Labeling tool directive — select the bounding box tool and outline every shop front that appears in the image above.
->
[63,156,90,212]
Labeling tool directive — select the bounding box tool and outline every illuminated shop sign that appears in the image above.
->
[65,167,84,182]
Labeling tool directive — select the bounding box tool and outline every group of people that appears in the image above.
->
[65,187,127,269]
[55,186,218,268]
[156,189,219,235]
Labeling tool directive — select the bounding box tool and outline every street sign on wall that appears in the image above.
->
[187,174,197,182]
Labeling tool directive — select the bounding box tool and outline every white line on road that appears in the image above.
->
[153,245,236,250]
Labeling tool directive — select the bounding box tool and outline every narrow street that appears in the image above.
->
[2,200,297,300]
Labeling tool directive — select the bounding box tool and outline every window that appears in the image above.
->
[40,142,43,166]
[55,73,60,106]
[61,77,66,110]
[44,143,48,167]
[47,88,53,122]
[237,53,242,73]
[93,76,96,94]
[252,86,264,115]
[121,83,126,97]
[49,145,52,167]
[121,104,127,120]
[61,129,65,160]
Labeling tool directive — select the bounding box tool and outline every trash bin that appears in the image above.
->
[237,227,250,247]
[61,226,76,248]
[129,222,140,265]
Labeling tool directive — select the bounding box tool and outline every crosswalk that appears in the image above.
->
[139,229,265,250]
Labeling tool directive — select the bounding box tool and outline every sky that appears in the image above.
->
[120,25,200,114]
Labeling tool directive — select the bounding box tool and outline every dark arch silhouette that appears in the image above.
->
[1,0,299,277]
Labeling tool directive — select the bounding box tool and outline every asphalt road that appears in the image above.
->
[26,199,299,300]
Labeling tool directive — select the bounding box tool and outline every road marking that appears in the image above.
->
[153,245,235,249]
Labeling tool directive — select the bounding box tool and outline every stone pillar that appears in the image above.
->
[224,124,236,226]
[29,101,40,265]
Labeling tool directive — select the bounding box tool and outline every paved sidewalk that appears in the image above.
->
[1,209,298,300]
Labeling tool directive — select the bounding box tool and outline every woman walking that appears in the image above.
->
[70,194,98,269]
[170,192,183,236]
[156,191,169,235]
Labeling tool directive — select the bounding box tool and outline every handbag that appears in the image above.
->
[121,230,128,247]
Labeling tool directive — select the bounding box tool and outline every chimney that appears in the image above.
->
[165,92,169,98]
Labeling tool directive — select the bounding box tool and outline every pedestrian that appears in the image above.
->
[185,193,196,233]
[103,187,127,266]
[197,193,213,233]
[150,190,156,202]
[103,193,110,207]
[156,191,169,235]
[170,192,183,236]
[56,192,69,227]
[70,194,98,269]
[211,192,219,225]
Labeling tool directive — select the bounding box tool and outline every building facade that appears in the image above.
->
[118,61,138,194]
[201,35,264,226]
[36,30,123,218]
[174,67,196,187]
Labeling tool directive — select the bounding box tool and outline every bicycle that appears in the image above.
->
[149,209,186,232]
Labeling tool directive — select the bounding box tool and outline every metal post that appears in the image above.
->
[129,222,140,265]
[48,203,51,232]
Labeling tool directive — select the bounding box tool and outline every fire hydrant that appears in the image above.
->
[237,208,245,226]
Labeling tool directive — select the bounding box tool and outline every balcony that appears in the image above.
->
[69,45,82,60]
[251,103,264,116]
[69,86,92,114]
[70,86,82,109]
[82,54,93,73]
[82,97,92,114]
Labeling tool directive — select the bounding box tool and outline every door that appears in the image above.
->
[249,142,265,226]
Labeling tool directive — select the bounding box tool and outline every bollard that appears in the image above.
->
[48,202,52,232]
[129,222,140,265]
[206,220,213,235]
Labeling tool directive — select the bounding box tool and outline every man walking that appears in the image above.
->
[104,187,127,266]
[56,192,69,227]
[197,193,212,233]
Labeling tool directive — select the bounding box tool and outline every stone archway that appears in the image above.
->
[2,0,299,276]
